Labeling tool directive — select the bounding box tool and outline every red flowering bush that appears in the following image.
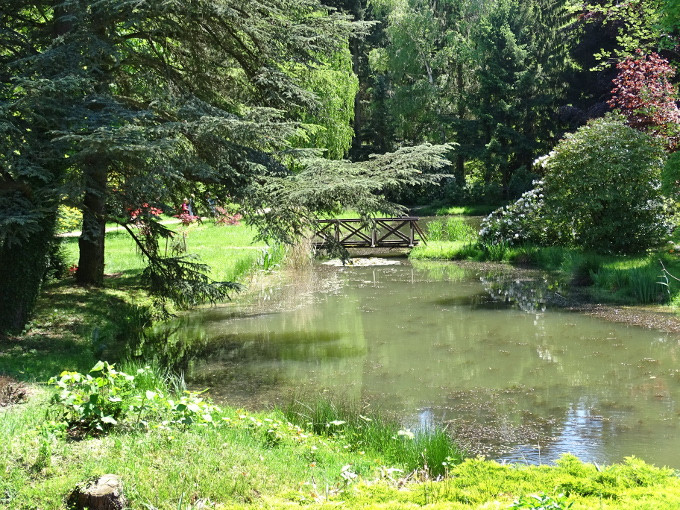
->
[175,212,199,225]
[214,206,242,226]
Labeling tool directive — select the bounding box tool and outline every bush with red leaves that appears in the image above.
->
[609,51,680,150]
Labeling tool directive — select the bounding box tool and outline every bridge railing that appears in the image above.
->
[311,217,426,249]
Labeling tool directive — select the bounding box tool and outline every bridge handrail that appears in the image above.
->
[312,217,425,248]
[315,217,421,223]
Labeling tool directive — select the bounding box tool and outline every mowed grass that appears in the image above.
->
[59,220,266,280]
[415,204,503,216]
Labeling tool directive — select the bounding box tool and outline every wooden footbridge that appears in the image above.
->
[312,217,426,249]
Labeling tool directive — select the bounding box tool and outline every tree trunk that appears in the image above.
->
[76,161,107,286]
[454,63,466,185]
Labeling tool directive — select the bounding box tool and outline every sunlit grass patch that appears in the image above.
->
[1,221,274,382]
[435,204,501,216]
[410,241,482,260]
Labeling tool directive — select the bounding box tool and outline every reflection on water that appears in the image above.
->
[130,259,680,468]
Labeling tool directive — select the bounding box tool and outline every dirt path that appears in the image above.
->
[57,218,184,238]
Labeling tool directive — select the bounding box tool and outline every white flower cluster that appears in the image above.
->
[479,181,547,246]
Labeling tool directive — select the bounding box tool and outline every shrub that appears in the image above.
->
[49,361,217,437]
[49,361,139,435]
[214,206,243,226]
[541,114,672,254]
[482,115,672,253]
[662,152,680,202]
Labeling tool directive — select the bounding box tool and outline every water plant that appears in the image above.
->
[257,243,287,272]
[481,240,510,261]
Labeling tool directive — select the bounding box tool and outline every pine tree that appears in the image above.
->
[0,0,76,331]
[1,0,359,331]
[469,0,573,197]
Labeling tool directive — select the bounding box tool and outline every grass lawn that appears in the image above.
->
[1,220,271,382]
[60,221,266,280]
[415,204,503,217]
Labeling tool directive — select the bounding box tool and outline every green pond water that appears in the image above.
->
[137,259,680,468]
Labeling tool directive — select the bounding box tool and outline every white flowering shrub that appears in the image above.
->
[481,115,673,254]
[479,182,552,246]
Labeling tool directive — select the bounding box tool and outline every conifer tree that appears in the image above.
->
[1,0,448,333]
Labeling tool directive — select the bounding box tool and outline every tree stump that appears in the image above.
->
[69,474,127,510]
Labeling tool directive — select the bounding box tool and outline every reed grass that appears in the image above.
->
[426,217,476,243]
[282,399,463,478]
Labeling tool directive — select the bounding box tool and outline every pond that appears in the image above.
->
[135,259,680,468]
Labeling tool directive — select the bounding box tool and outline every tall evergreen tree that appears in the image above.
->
[0,1,75,331]
[469,0,573,197]
[0,0,358,331]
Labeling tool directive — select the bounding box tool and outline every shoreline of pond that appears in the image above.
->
[171,256,680,469]
[447,259,680,333]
